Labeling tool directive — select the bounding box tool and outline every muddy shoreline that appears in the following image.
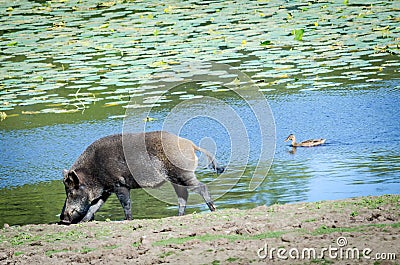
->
[1,195,399,264]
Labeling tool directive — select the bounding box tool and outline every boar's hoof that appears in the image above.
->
[207,202,216,212]
[216,167,225,174]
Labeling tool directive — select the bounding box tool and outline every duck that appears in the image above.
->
[285,134,326,147]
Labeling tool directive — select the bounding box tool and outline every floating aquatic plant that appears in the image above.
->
[292,29,304,41]
[0,112,7,121]
[0,0,397,123]
[260,40,272,46]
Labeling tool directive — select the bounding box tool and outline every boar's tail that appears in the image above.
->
[193,145,225,174]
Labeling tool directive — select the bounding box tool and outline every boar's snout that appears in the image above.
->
[60,199,73,225]
[60,208,84,225]
[60,198,87,225]
[59,210,72,225]
[59,219,71,225]
[59,208,72,225]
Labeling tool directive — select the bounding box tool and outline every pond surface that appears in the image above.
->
[1,0,399,226]
[1,81,399,226]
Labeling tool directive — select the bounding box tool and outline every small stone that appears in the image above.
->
[281,234,296,243]
[292,223,301,228]
[132,224,143,231]
[3,223,9,229]
[385,214,395,221]
[383,235,393,241]
[30,241,43,246]
[139,235,150,249]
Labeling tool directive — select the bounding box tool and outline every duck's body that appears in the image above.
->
[285,134,326,147]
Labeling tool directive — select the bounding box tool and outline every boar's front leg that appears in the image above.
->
[116,186,132,220]
[80,192,111,222]
[81,198,106,222]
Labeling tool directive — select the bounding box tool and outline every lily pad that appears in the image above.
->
[260,40,272,46]
[292,29,304,41]
[0,0,398,122]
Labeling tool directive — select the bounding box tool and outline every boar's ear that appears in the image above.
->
[64,170,80,189]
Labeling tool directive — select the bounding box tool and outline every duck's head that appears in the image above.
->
[284,134,295,142]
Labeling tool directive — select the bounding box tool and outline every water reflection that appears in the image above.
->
[1,83,399,226]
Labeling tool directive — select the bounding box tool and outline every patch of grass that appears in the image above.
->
[132,241,141,247]
[310,259,334,264]
[314,201,323,210]
[226,257,239,262]
[312,222,400,236]
[14,251,24,257]
[304,218,317,223]
[45,249,69,257]
[211,260,220,265]
[350,211,358,217]
[93,226,113,238]
[20,229,87,245]
[358,195,400,209]
[80,246,96,254]
[10,232,37,246]
[103,244,119,250]
[369,222,400,229]
[315,195,400,212]
[159,250,174,258]
[250,231,288,240]
[49,230,86,242]
[331,201,346,209]
[153,235,198,246]
[153,230,287,247]
[312,225,362,235]
[390,222,400,228]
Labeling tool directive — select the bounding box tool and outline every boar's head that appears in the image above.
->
[60,169,101,224]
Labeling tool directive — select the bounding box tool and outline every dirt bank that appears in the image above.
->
[1,195,399,265]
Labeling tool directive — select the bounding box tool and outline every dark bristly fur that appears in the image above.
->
[60,131,224,224]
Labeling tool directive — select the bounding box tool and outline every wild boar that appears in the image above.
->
[60,131,224,224]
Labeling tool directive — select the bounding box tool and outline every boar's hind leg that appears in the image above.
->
[116,186,132,220]
[182,173,216,213]
[192,182,216,212]
[173,184,189,216]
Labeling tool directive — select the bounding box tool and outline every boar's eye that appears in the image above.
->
[67,187,79,197]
